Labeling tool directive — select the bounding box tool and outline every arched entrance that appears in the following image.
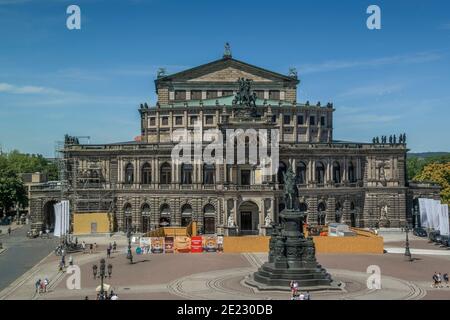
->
[141,203,151,233]
[43,201,57,232]
[159,204,171,227]
[238,201,259,235]
[181,204,192,227]
[203,204,216,234]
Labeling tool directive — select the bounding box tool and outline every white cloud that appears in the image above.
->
[299,52,443,74]
[0,82,64,95]
[338,83,404,98]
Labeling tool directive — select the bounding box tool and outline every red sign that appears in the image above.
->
[191,236,203,253]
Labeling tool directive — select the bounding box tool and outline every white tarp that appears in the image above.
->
[432,199,441,230]
[54,200,70,237]
[440,204,449,236]
[418,198,428,228]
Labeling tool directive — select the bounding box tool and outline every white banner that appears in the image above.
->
[54,200,70,237]
[418,198,428,228]
[440,204,449,236]
[432,200,441,230]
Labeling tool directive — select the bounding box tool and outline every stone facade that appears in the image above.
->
[29,54,440,235]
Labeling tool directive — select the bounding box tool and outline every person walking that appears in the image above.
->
[432,272,439,288]
[298,292,305,300]
[113,241,117,252]
[7,226,11,236]
[437,272,443,288]
[35,279,41,294]
[443,273,449,287]
[81,241,86,253]
[69,255,73,266]
[94,243,98,253]
[304,291,311,300]
[89,243,93,254]
[107,247,111,258]
[43,278,49,293]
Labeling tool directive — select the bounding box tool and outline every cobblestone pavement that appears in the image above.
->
[3,234,450,300]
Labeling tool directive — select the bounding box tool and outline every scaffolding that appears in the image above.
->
[56,136,116,215]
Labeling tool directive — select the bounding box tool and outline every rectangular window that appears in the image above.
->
[269,90,280,100]
[272,115,277,123]
[283,115,291,125]
[191,90,202,100]
[175,116,183,125]
[222,90,233,96]
[321,116,325,126]
[254,90,264,99]
[190,116,198,125]
[297,115,304,125]
[310,116,315,126]
[161,117,169,126]
[205,115,214,125]
[206,90,218,99]
[150,117,156,126]
[174,90,186,101]
[241,170,251,185]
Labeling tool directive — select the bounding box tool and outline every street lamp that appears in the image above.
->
[404,223,413,262]
[92,258,112,299]
[126,224,133,264]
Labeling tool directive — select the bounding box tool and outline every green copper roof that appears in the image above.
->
[169,95,287,108]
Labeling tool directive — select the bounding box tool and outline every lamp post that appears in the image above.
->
[404,223,413,262]
[126,224,133,264]
[92,258,112,299]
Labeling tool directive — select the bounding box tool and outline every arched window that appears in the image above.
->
[125,163,134,184]
[203,164,215,185]
[315,161,325,184]
[181,164,193,185]
[335,202,342,222]
[160,162,171,185]
[278,161,287,184]
[348,162,356,183]
[141,163,151,184]
[299,203,308,212]
[296,161,307,184]
[159,204,171,227]
[203,204,216,234]
[141,204,151,233]
[181,204,192,227]
[318,202,326,225]
[333,162,341,184]
[350,202,356,227]
[124,203,132,231]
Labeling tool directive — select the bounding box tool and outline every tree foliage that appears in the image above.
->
[413,162,450,205]
[0,150,57,215]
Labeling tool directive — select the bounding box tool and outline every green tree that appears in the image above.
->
[0,173,28,216]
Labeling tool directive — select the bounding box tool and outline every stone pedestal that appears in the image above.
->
[246,209,339,291]
[224,226,238,236]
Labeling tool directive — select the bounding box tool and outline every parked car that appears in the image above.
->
[439,235,450,247]
[413,227,427,237]
[429,230,441,242]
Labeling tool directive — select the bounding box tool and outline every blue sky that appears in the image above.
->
[0,0,449,157]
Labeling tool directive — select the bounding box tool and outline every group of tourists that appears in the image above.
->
[81,241,99,254]
[289,280,311,300]
[35,278,50,294]
[432,272,449,288]
[106,242,117,258]
[93,290,119,300]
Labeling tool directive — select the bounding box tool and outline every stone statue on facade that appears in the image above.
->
[227,215,235,227]
[232,78,257,117]
[265,214,272,227]
[223,42,232,58]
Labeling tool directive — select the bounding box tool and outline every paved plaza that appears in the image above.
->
[1,231,450,300]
